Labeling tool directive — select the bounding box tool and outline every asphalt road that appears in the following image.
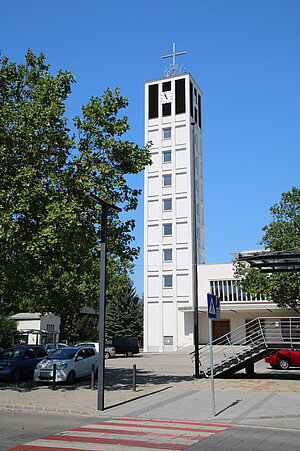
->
[2,411,300,451]
[0,410,103,451]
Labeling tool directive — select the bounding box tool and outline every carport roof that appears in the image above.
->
[237,249,300,273]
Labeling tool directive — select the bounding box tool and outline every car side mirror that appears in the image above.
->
[76,355,84,361]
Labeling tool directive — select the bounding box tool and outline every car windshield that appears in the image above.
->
[0,348,24,360]
[47,348,77,360]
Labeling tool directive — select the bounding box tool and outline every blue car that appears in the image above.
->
[0,345,48,381]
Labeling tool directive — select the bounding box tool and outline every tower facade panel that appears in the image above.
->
[144,73,205,352]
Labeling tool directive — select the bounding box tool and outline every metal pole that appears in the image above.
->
[84,191,121,411]
[133,364,136,392]
[192,122,200,378]
[209,317,216,416]
[98,205,108,411]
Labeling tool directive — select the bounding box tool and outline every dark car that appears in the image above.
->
[0,345,48,381]
[265,349,300,370]
[106,337,139,357]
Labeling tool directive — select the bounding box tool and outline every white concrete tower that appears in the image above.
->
[143,45,205,352]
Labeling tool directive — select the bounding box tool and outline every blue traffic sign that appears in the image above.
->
[207,294,220,319]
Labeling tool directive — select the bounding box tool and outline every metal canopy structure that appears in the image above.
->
[238,249,300,273]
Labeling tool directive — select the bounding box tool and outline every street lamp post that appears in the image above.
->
[85,192,121,411]
[191,122,200,378]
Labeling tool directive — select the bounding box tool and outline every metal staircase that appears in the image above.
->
[190,317,300,378]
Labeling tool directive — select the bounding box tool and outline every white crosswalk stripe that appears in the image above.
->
[8,417,233,450]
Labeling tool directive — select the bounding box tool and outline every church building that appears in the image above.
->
[143,45,298,353]
[143,45,205,352]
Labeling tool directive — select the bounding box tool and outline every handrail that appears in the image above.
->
[190,317,300,377]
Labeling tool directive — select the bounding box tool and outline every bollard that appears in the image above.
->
[52,363,56,389]
[91,364,96,390]
[132,364,136,392]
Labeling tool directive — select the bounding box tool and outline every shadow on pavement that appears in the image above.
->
[0,368,193,393]
[220,371,300,381]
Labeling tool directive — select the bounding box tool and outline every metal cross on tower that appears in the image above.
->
[161,42,187,77]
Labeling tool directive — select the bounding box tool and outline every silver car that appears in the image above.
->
[34,346,98,384]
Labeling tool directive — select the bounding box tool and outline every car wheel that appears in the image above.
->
[127,351,133,357]
[104,351,110,359]
[278,358,289,370]
[66,370,76,384]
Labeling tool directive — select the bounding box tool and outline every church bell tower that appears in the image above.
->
[143,44,205,352]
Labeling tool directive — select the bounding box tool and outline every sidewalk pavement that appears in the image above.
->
[1,372,300,431]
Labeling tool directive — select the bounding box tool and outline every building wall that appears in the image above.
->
[144,73,205,352]
[197,262,300,344]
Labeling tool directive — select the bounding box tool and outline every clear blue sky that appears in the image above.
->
[1,0,299,296]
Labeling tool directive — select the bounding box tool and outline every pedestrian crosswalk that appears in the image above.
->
[9,417,233,450]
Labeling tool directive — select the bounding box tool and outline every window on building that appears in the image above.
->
[198,94,202,128]
[148,84,158,119]
[163,198,172,211]
[190,82,193,118]
[175,78,185,114]
[163,249,173,261]
[163,150,172,163]
[163,223,172,236]
[163,128,171,139]
[163,274,173,288]
[164,336,173,345]
[163,81,171,92]
[209,280,267,302]
[163,174,172,187]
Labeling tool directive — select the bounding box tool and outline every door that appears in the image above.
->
[21,348,36,377]
[213,320,230,342]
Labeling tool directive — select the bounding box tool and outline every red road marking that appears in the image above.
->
[42,434,190,449]
[8,447,76,451]
[113,417,233,428]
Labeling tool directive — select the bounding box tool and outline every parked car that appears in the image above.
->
[34,346,98,384]
[265,349,300,370]
[44,343,68,354]
[105,337,139,357]
[0,345,48,381]
[75,342,116,359]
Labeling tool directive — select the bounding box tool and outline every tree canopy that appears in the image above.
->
[234,186,300,311]
[0,50,151,337]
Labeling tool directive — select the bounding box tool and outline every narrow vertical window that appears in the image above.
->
[163,174,172,187]
[163,274,173,288]
[190,82,193,118]
[198,94,202,128]
[163,198,172,211]
[148,84,158,119]
[175,78,186,114]
[162,103,171,116]
[163,150,172,163]
[163,223,172,235]
[163,128,171,139]
[163,249,173,261]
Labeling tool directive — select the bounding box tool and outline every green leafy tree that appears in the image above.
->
[106,278,143,338]
[234,187,300,311]
[0,316,16,348]
[0,50,151,337]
